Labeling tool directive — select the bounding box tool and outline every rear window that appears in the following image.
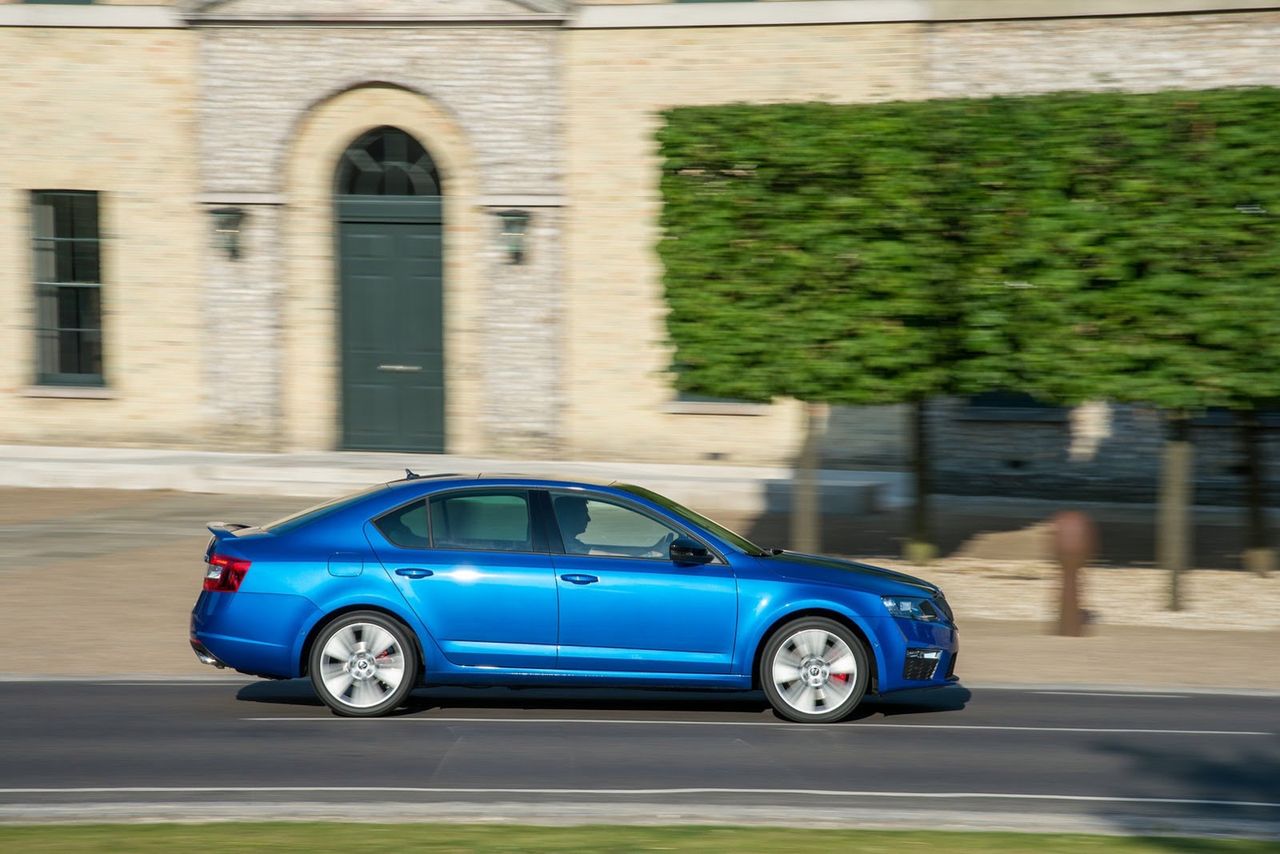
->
[374,499,430,549]
[261,484,388,534]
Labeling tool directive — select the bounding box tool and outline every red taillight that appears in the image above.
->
[204,553,251,592]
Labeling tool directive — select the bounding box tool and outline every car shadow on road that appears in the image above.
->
[235,679,970,721]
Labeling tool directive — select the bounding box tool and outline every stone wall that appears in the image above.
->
[196,18,564,451]
[0,25,205,448]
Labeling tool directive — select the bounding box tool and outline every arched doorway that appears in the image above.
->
[336,126,444,452]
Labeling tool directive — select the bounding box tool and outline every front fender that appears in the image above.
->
[735,583,889,690]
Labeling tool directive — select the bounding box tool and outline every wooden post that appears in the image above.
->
[790,401,824,554]
[1241,411,1273,578]
[1051,511,1095,637]
[905,399,936,564]
[1157,412,1193,612]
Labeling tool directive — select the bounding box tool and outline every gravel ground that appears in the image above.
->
[872,558,1280,632]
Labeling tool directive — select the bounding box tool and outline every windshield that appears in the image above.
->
[261,484,389,534]
[616,484,767,556]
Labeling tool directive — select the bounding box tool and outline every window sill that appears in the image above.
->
[664,400,770,416]
[21,385,115,400]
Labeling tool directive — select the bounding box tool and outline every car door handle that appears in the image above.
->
[395,568,434,579]
[560,573,598,585]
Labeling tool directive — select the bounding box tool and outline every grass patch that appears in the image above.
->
[0,824,1271,853]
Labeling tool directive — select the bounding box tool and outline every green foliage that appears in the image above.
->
[0,824,1271,853]
[658,89,1280,410]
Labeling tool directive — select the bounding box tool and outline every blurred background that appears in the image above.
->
[0,0,1278,846]
[2,0,1277,607]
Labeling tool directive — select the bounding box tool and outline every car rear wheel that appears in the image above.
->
[309,611,419,717]
[761,617,869,723]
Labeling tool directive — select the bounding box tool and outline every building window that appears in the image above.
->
[32,191,104,386]
[960,390,1066,422]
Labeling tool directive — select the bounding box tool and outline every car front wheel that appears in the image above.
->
[761,617,869,723]
[309,611,419,717]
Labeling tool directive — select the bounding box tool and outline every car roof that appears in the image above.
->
[385,472,621,491]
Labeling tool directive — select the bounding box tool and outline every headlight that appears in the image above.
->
[882,595,940,622]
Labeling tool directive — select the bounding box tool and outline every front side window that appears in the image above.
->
[551,492,683,560]
[32,191,103,385]
[429,491,533,552]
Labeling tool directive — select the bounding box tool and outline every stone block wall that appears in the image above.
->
[0,25,205,448]
[197,19,564,451]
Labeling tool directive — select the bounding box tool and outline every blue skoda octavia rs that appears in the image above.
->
[191,474,958,721]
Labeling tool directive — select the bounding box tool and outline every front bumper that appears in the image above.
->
[870,616,959,694]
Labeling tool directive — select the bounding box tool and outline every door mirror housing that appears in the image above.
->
[670,536,713,566]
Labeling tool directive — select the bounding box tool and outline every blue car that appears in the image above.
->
[191,473,958,721]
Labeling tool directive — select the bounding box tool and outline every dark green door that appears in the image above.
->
[338,196,444,452]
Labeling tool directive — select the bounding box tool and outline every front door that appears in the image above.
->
[546,491,738,674]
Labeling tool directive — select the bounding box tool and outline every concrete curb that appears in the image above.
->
[0,801,1276,839]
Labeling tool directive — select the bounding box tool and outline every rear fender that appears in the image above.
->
[292,588,444,677]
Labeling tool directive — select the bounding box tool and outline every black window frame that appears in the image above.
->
[422,487,546,555]
[31,190,105,387]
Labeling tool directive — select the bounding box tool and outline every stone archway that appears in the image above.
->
[280,84,484,453]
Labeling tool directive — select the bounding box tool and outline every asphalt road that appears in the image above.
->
[1,680,1277,837]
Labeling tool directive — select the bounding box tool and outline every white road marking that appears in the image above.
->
[1035,691,1189,699]
[0,786,1276,809]
[239,716,1271,735]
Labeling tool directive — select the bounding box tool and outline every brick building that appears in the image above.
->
[1,0,1276,501]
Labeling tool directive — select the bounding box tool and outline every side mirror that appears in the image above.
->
[670,536,713,566]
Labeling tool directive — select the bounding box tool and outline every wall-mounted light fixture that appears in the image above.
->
[496,209,530,265]
[210,206,247,260]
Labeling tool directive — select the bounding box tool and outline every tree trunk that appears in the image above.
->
[1156,412,1193,611]
[790,401,825,554]
[1241,411,1273,577]
[905,399,936,564]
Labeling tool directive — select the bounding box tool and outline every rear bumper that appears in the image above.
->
[190,590,320,679]
[189,637,228,669]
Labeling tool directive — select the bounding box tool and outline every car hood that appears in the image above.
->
[761,551,940,596]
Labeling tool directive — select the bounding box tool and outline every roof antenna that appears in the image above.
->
[404,468,422,480]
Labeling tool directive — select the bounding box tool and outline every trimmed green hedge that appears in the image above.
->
[657,89,1280,409]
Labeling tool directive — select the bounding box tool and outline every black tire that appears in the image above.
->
[759,616,869,723]
[309,610,420,717]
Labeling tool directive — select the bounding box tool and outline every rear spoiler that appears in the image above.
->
[207,522,253,540]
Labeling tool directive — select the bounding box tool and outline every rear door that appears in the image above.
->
[370,489,558,668]
[544,490,738,674]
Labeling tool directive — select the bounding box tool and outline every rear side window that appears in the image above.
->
[429,491,533,553]
[374,499,429,549]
